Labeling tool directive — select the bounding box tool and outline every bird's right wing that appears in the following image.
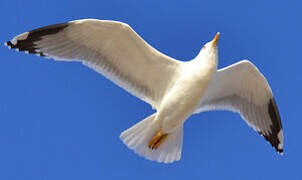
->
[194,60,283,154]
[5,19,181,109]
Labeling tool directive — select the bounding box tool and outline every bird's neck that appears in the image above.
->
[193,50,218,69]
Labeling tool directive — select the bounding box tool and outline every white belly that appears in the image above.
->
[157,61,217,133]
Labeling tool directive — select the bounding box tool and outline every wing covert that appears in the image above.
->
[5,19,181,109]
[195,60,283,154]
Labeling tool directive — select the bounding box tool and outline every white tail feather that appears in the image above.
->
[120,113,183,163]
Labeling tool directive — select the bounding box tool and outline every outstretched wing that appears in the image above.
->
[5,19,180,109]
[195,60,283,154]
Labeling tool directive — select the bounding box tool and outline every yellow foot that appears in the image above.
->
[148,129,168,150]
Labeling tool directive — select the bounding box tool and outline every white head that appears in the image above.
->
[195,32,220,64]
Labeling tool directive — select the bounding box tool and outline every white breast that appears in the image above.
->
[159,60,217,132]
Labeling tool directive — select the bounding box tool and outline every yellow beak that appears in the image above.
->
[212,32,220,46]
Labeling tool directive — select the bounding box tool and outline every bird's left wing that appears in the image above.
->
[194,60,284,154]
[5,19,181,109]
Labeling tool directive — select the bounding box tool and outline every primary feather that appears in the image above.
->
[195,60,283,154]
[5,19,180,109]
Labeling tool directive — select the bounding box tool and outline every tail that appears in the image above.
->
[120,113,183,163]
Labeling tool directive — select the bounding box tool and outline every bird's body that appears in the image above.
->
[5,19,283,163]
[158,51,218,133]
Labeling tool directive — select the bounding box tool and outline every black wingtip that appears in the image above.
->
[5,22,69,56]
[256,97,284,155]
[26,23,69,42]
[278,149,284,155]
[5,41,13,49]
[262,98,284,154]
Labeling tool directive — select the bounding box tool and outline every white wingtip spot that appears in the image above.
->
[25,51,29,54]
[11,38,17,45]
[278,130,283,149]
[278,143,282,150]
[5,42,12,49]
[15,32,29,41]
[277,130,284,155]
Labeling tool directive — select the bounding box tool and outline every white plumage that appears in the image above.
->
[5,19,283,163]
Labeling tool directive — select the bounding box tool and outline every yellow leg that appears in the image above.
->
[148,129,168,150]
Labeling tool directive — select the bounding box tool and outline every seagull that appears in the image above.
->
[5,19,283,163]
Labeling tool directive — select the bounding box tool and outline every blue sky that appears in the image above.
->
[0,0,301,179]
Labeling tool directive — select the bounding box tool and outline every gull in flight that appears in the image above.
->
[5,19,283,163]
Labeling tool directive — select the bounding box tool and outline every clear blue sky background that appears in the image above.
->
[0,0,301,179]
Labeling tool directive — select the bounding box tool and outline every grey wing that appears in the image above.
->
[195,60,283,154]
[5,19,180,109]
